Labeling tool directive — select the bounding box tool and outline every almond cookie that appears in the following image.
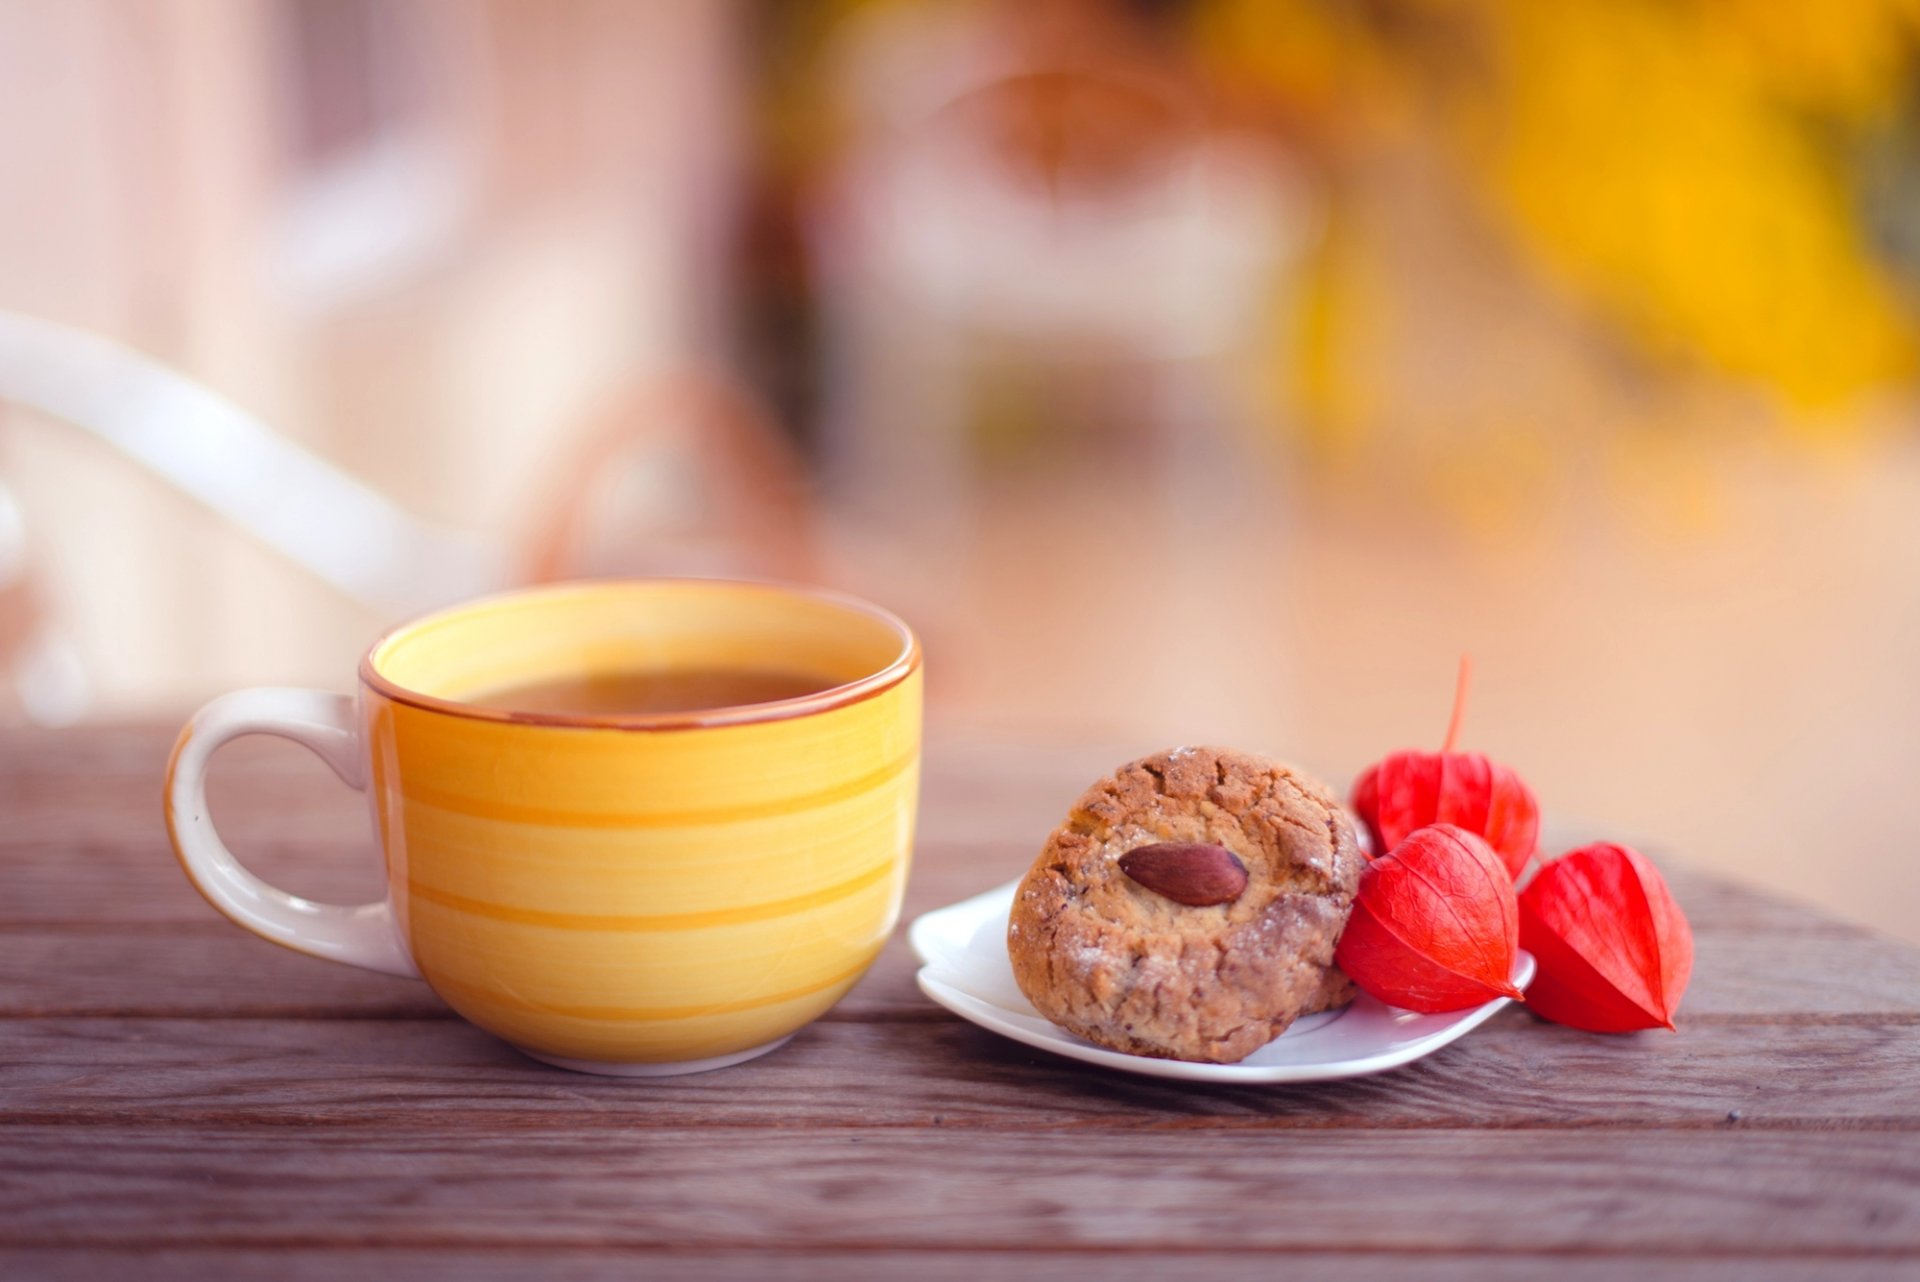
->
[1007,746,1364,1063]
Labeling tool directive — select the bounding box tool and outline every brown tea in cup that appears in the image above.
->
[471,667,832,717]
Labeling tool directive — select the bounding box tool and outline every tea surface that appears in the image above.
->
[471,667,834,717]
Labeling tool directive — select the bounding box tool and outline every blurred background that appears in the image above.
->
[1,0,1917,940]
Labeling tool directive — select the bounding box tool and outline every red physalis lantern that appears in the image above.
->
[1519,842,1694,1033]
[1335,824,1525,1014]
[1351,659,1539,879]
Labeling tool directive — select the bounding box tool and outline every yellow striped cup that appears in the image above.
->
[165,579,921,1075]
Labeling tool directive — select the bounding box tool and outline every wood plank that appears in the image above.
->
[1,1127,1915,1253]
[2,1016,1918,1132]
[0,729,1864,940]
[0,928,449,1019]
[0,726,1118,797]
[0,837,386,929]
[4,727,1918,1271]
[0,726,179,777]
[0,724,1111,781]
[0,921,1912,1023]
[1680,933,1920,1021]
[1,827,1834,944]
[0,725,1107,838]
[4,1249,1915,1282]
[895,838,1847,940]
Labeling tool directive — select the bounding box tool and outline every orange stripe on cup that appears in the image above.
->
[422,945,884,1023]
[399,750,918,829]
[406,855,900,932]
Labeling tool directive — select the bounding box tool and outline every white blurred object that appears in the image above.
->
[0,311,504,617]
[0,0,750,723]
[12,626,88,727]
[519,371,817,586]
[809,4,1318,528]
[0,477,85,725]
[856,85,1297,356]
[0,314,812,724]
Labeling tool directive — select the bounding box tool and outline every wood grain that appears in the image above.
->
[3,725,1918,1277]
[0,726,1858,936]
[4,1126,1917,1253]
[2,1015,1918,1131]
[6,1252,1915,1282]
[1,923,1913,1023]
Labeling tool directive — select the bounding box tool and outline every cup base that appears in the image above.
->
[514,1033,797,1077]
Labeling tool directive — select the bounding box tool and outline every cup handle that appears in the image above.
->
[164,687,420,978]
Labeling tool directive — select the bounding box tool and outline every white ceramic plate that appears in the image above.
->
[909,879,1534,1084]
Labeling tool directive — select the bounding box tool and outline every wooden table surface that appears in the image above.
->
[2,727,1918,1280]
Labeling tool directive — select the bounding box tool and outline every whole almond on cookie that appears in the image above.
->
[1118,842,1249,906]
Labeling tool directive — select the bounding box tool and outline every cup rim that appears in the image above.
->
[359,577,920,731]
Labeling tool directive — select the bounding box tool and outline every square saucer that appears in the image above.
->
[909,879,1534,1084]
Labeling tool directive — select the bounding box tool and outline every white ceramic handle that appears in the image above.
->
[164,688,419,977]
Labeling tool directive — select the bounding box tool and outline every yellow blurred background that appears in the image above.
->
[2,0,1917,941]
